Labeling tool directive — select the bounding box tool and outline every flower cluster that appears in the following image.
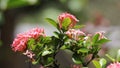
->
[65,29,85,40]
[11,27,45,52]
[11,12,110,68]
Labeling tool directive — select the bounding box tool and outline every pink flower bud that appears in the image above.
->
[58,12,79,29]
[95,31,106,40]
[107,62,120,68]
[11,27,46,52]
[66,29,85,40]
[71,65,81,68]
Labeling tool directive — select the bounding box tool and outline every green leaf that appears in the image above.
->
[48,57,54,63]
[117,49,120,62]
[72,54,82,64]
[27,38,36,50]
[77,48,89,53]
[43,36,51,43]
[46,57,54,66]
[43,56,54,66]
[32,58,40,65]
[60,45,66,49]
[97,39,110,45]
[27,38,35,45]
[42,50,52,56]
[73,25,85,29]
[92,34,100,45]
[62,17,71,29]
[32,59,40,65]
[99,58,107,68]
[38,36,51,44]
[32,61,38,65]
[53,31,59,38]
[53,31,59,35]
[60,45,70,50]
[6,0,38,9]
[46,18,58,28]
[105,54,115,62]
[92,60,101,68]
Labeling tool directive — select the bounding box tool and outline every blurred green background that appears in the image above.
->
[0,0,120,68]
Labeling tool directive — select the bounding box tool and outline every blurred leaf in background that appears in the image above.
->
[67,0,88,12]
[0,0,39,10]
[0,0,40,27]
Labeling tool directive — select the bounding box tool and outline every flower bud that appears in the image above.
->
[95,31,106,40]
[58,12,79,29]
[66,29,85,40]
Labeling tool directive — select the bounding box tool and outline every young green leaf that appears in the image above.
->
[60,45,70,50]
[62,17,71,29]
[73,25,85,29]
[46,18,58,28]
[42,50,52,56]
[97,39,110,45]
[92,60,101,68]
[72,54,82,64]
[92,34,100,45]
[77,48,89,53]
[99,58,107,68]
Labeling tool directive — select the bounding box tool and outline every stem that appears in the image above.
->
[52,39,64,68]
[28,61,31,68]
[53,51,59,68]
[85,47,99,66]
[85,54,95,66]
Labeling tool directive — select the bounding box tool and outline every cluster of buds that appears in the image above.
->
[65,29,85,40]
[95,31,106,40]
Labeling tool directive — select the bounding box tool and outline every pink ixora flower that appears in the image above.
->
[58,12,79,29]
[95,31,106,40]
[66,29,85,40]
[107,62,120,68]
[11,27,45,52]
